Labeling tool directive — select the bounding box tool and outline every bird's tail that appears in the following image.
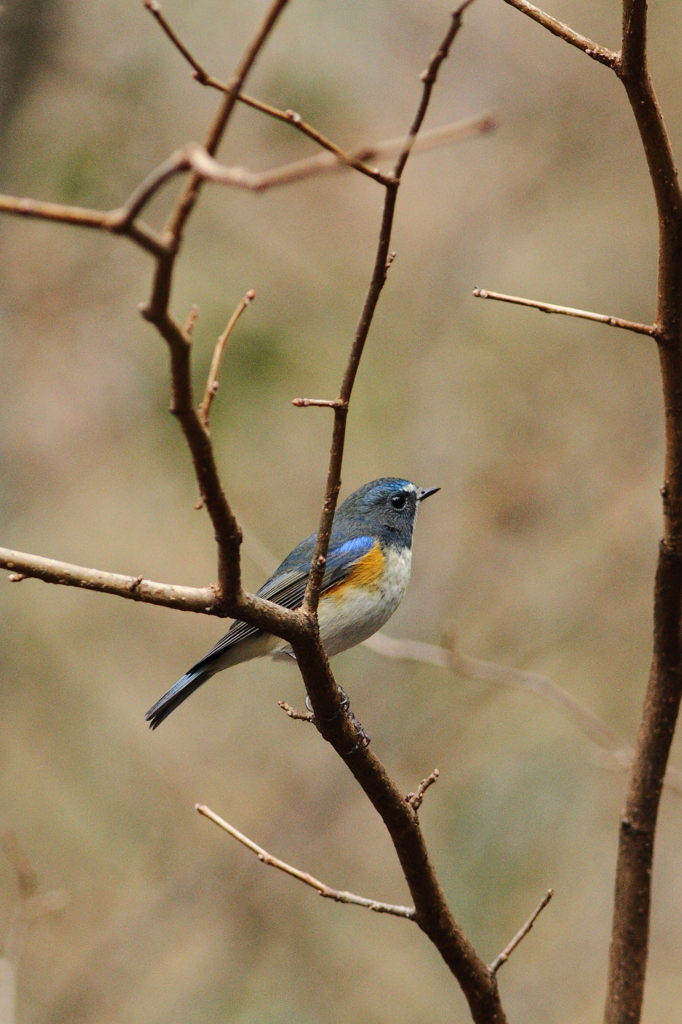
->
[145,667,213,730]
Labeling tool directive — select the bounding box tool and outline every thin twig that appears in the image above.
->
[407,769,440,811]
[291,398,345,408]
[501,0,620,70]
[142,0,206,78]
[489,890,554,974]
[393,0,476,180]
[183,304,200,338]
[167,116,495,197]
[472,288,658,337]
[196,805,415,918]
[236,94,392,184]
[247,114,495,189]
[199,289,255,429]
[278,700,314,722]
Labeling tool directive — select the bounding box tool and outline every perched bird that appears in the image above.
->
[146,477,439,728]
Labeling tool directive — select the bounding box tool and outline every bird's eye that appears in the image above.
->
[391,492,407,510]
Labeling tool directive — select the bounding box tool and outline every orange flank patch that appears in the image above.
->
[324,543,385,598]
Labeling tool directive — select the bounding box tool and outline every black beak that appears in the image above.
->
[417,486,440,502]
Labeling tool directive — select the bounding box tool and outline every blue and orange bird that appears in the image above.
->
[145,478,439,728]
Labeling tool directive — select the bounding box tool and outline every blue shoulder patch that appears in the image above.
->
[330,535,375,562]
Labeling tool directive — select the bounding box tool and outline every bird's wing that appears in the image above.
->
[195,535,376,666]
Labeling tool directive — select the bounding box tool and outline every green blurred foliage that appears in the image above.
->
[0,0,681,1022]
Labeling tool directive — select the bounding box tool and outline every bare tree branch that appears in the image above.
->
[0,4,509,1020]
[0,115,495,256]
[0,547,311,644]
[0,193,167,257]
[281,8,509,1021]
[363,632,682,797]
[501,0,620,70]
[303,0,477,617]
[472,288,658,338]
[183,123,494,191]
[142,0,402,187]
[500,0,682,1020]
[291,398,344,408]
[196,805,416,918]
[199,289,255,429]
[235,93,393,184]
[0,547,221,614]
[489,890,554,974]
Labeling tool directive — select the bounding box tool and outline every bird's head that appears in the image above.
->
[334,477,439,546]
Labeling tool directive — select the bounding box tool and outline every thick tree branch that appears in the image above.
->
[501,0,620,70]
[472,288,658,338]
[0,547,219,614]
[606,543,682,1024]
[196,805,415,918]
[0,547,309,641]
[607,4,682,1023]
[500,1,682,1020]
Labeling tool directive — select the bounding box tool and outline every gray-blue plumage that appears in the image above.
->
[146,478,438,728]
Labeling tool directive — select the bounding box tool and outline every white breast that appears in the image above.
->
[316,545,412,657]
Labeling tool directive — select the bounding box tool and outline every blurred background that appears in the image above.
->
[1,0,681,1021]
